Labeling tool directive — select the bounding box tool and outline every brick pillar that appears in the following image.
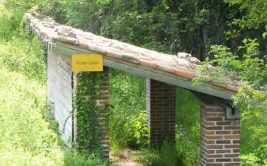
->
[94,67,109,159]
[201,105,240,166]
[146,78,176,145]
[73,67,109,159]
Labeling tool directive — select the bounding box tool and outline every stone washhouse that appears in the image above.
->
[26,12,242,166]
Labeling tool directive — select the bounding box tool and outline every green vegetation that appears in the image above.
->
[136,141,183,166]
[109,70,149,151]
[0,5,59,165]
[74,72,106,157]
[194,40,267,165]
[175,88,200,165]
[0,4,106,165]
[1,0,267,165]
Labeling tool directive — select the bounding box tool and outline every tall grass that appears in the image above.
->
[0,4,106,165]
[136,141,183,166]
[0,64,63,165]
[176,88,201,165]
[109,70,149,152]
[0,5,24,40]
[0,5,63,165]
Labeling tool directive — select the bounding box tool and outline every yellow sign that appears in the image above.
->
[72,54,103,72]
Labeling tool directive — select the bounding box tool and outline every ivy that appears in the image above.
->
[73,72,107,158]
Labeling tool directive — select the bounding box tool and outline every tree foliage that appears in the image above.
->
[2,0,267,165]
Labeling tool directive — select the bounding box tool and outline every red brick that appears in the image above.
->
[205,140,216,144]
[216,150,231,154]
[216,140,231,144]
[232,131,240,134]
[206,135,223,139]
[225,163,241,166]
[233,158,240,162]
[204,149,215,154]
[225,145,240,149]
[206,117,223,121]
[216,158,231,162]
[204,131,216,135]
[224,154,240,158]
[201,105,240,165]
[233,149,240,153]
[205,108,223,112]
[207,154,224,158]
[216,122,230,125]
[206,145,223,149]
[147,79,176,145]
[206,163,223,166]
[204,121,216,126]
[224,135,240,139]
[206,126,223,130]
[224,126,240,130]
[233,140,240,144]
[216,131,231,135]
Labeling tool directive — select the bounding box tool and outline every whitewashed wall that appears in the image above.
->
[47,49,72,145]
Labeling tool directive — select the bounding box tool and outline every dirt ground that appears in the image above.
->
[110,149,142,166]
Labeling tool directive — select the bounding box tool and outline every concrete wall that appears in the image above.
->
[47,50,73,145]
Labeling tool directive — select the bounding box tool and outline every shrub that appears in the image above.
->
[109,70,149,151]
[122,110,149,149]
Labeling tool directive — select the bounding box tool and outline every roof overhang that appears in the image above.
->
[51,41,235,100]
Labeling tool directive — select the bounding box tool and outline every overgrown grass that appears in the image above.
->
[134,88,201,166]
[0,6,62,165]
[109,70,149,153]
[136,141,183,166]
[0,63,63,165]
[175,88,201,165]
[0,4,106,165]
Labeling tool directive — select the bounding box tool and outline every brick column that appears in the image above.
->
[146,78,176,145]
[201,105,240,166]
[73,67,109,159]
[94,67,109,159]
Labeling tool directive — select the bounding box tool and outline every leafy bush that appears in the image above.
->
[122,110,149,149]
[109,70,149,151]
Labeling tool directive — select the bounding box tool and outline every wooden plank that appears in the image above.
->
[52,41,234,100]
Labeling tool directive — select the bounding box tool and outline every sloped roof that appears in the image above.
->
[26,11,240,97]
